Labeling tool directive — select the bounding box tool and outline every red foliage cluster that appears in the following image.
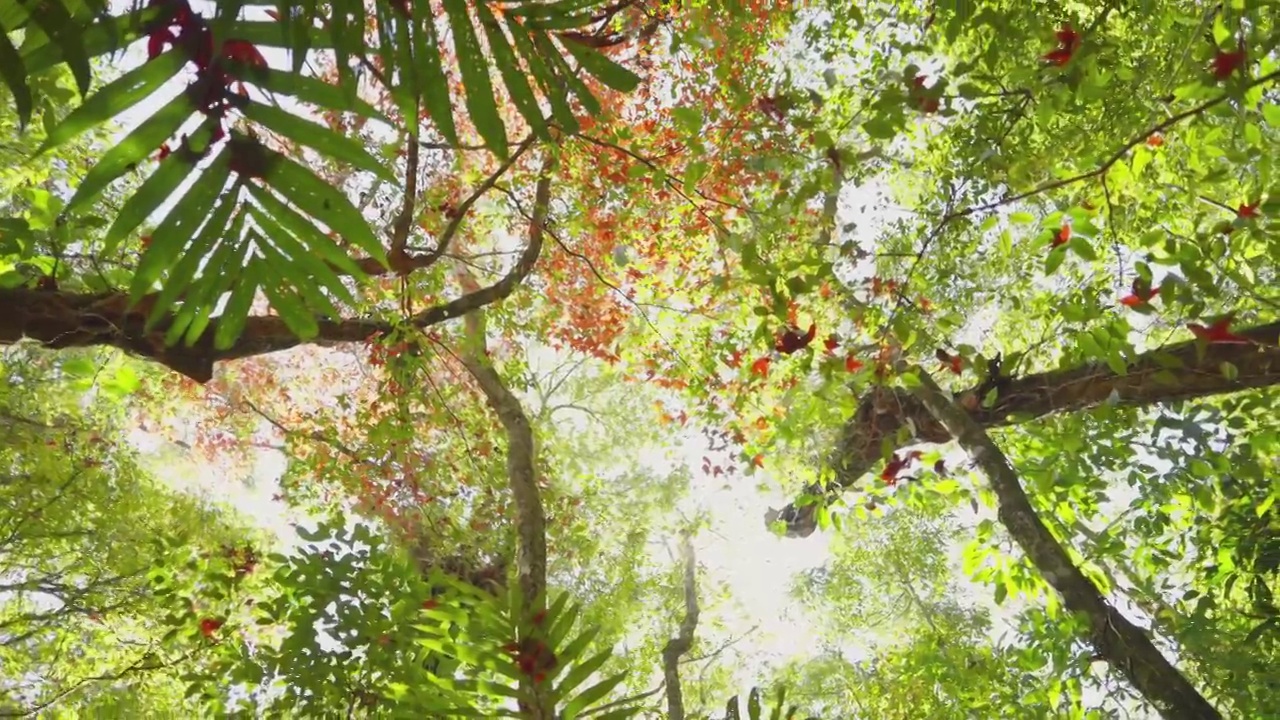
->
[503,637,558,685]
[1188,314,1253,345]
[145,0,267,156]
[1210,47,1246,80]
[1043,25,1081,66]
[199,617,224,638]
[880,450,923,486]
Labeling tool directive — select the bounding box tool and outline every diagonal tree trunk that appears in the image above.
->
[771,322,1280,537]
[908,367,1221,720]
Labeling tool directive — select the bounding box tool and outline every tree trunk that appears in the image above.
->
[909,368,1221,720]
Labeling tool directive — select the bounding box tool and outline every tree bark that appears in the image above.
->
[772,322,1280,537]
[908,368,1221,720]
[0,213,546,383]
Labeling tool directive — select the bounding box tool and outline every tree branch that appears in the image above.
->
[661,530,699,720]
[0,162,553,383]
[455,158,555,720]
[907,367,1220,720]
[772,321,1280,537]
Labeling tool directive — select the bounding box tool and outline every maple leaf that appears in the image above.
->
[1236,203,1260,219]
[844,355,865,372]
[823,334,840,352]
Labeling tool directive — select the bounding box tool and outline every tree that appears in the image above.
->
[1,0,1277,718]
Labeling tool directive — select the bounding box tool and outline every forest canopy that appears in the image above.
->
[0,0,1277,718]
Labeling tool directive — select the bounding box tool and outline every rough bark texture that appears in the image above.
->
[910,368,1221,720]
[661,531,699,720]
[0,209,547,382]
[772,322,1280,537]
[457,166,553,720]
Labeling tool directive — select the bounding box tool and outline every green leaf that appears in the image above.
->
[442,0,507,158]
[0,32,33,127]
[250,205,352,310]
[748,687,762,720]
[257,256,320,340]
[410,0,460,146]
[474,2,550,141]
[261,147,384,261]
[22,5,160,73]
[562,672,627,716]
[225,62,383,120]
[243,183,368,277]
[102,132,205,254]
[39,49,186,155]
[1009,211,1035,224]
[66,91,196,215]
[26,0,92,97]
[212,256,259,348]
[144,190,240,329]
[130,145,234,304]
[224,20,334,49]
[1068,237,1098,261]
[562,38,642,92]
[531,30,600,116]
[1044,246,1067,275]
[553,648,611,699]
[240,100,396,182]
[506,16,579,134]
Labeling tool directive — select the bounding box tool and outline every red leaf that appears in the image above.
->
[823,334,839,352]
[199,617,223,638]
[1052,223,1071,247]
[1119,278,1159,308]
[1042,25,1080,67]
[147,28,174,60]
[222,39,267,67]
[156,142,171,162]
[1188,314,1254,345]
[752,454,765,468]
[1237,203,1260,219]
[844,355,864,373]
[1211,49,1246,80]
[751,356,771,377]
[1146,133,1164,147]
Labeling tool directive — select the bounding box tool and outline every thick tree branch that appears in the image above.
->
[908,368,1220,720]
[661,530,699,720]
[773,321,1280,537]
[0,164,552,383]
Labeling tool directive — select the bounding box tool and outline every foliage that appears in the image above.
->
[0,348,254,715]
[0,0,1278,717]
